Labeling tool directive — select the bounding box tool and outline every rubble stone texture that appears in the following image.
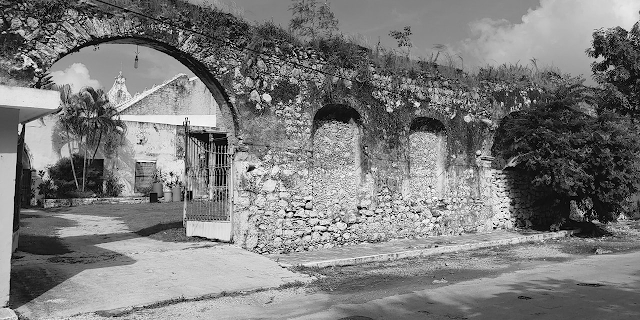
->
[312,120,361,215]
[409,130,446,201]
[490,170,554,228]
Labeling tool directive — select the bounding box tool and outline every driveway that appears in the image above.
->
[10,208,309,320]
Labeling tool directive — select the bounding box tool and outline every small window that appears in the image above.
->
[135,161,156,193]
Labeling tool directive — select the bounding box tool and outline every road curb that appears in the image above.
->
[283,229,580,268]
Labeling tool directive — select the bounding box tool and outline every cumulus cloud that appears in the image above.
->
[459,0,640,80]
[50,63,101,93]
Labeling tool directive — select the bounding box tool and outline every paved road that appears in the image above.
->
[70,250,640,320]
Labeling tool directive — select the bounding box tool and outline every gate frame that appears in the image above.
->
[182,118,234,242]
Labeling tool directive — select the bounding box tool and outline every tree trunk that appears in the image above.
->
[82,145,87,192]
[66,128,80,190]
[90,130,103,164]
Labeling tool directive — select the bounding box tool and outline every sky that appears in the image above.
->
[50,0,640,94]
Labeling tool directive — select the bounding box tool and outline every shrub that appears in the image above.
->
[47,154,103,198]
[102,172,124,197]
[494,101,640,223]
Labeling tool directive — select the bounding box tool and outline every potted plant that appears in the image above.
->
[166,171,182,202]
[152,169,164,198]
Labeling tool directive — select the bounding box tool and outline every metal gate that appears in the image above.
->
[183,120,233,241]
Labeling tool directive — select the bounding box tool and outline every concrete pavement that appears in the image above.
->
[269,229,578,268]
[10,210,310,320]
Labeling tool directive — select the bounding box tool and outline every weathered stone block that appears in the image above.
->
[262,179,278,193]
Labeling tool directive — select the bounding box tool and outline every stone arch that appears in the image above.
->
[0,4,239,140]
[311,104,363,215]
[408,117,447,200]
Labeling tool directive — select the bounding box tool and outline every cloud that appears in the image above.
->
[458,0,640,80]
[50,63,102,93]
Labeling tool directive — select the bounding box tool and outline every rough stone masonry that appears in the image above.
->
[1,0,552,253]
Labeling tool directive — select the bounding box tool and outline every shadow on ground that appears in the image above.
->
[328,277,640,319]
[10,209,189,310]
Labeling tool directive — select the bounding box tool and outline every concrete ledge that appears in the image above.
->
[0,308,17,320]
[285,229,579,268]
[43,197,151,208]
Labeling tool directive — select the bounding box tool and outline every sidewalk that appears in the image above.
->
[268,229,579,268]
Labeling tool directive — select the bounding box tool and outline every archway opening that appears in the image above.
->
[26,39,236,201]
[14,37,239,311]
[408,117,447,201]
[311,104,363,216]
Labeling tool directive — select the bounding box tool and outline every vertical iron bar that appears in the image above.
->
[182,118,189,226]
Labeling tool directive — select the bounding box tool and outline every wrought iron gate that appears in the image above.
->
[183,120,233,241]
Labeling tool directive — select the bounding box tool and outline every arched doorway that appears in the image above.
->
[10,37,239,316]
[311,104,363,216]
[408,117,447,201]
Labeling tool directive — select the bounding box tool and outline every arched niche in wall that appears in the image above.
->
[408,117,447,201]
[311,104,363,215]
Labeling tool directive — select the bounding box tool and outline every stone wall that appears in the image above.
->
[233,147,502,254]
[43,196,149,208]
[490,169,554,229]
[408,131,446,201]
[312,120,362,215]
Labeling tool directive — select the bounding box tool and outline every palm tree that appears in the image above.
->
[53,84,81,190]
[55,86,127,192]
[72,87,127,191]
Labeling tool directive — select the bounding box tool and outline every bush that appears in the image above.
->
[102,172,124,197]
[493,101,640,223]
[47,154,103,198]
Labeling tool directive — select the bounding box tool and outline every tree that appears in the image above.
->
[53,84,80,190]
[493,101,640,224]
[586,15,640,117]
[56,87,126,192]
[34,72,55,90]
[389,26,413,57]
[289,0,339,41]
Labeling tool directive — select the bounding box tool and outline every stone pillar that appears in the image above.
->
[0,108,18,306]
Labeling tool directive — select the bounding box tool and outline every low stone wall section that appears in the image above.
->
[490,169,554,228]
[43,197,150,208]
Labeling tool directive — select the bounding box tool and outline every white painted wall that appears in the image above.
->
[0,108,19,306]
[119,115,216,127]
[0,86,58,307]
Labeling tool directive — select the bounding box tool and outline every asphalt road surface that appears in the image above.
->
[68,250,640,320]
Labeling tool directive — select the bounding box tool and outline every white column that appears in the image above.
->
[0,108,18,307]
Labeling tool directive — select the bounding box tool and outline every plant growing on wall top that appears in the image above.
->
[289,0,339,42]
[389,26,413,58]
